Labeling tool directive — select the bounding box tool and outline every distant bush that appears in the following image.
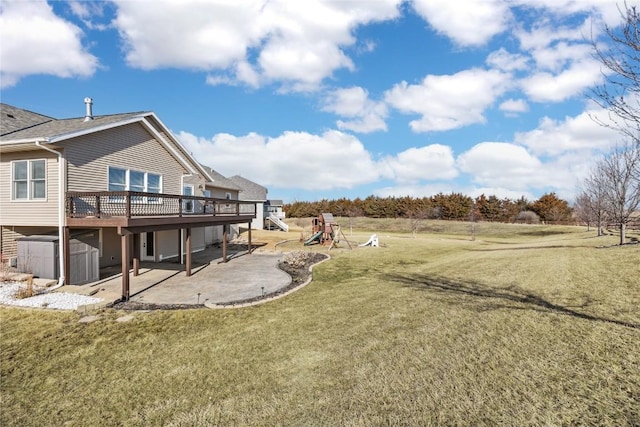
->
[516,210,540,224]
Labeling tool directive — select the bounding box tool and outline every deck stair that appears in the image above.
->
[267,213,289,232]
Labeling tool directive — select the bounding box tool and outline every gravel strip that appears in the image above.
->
[0,282,103,310]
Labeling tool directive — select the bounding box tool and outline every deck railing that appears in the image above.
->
[66,191,256,219]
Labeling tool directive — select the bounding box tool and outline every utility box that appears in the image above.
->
[17,231,100,285]
[17,235,59,280]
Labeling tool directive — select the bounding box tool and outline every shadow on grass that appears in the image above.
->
[386,273,639,330]
[517,229,573,237]
[467,245,594,252]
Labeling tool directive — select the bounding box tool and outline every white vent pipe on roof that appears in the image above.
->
[84,97,93,121]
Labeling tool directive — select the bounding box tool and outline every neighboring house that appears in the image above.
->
[264,199,288,231]
[265,200,286,219]
[200,165,242,243]
[229,175,267,230]
[0,100,256,298]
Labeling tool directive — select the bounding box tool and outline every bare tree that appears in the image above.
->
[591,3,640,142]
[577,169,610,236]
[599,143,640,244]
[407,206,428,238]
[573,193,594,231]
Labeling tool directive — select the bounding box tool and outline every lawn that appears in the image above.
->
[1,220,639,426]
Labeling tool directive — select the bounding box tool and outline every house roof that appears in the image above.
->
[1,103,54,135]
[266,199,284,206]
[0,102,212,180]
[229,175,268,201]
[200,165,241,191]
[0,106,147,142]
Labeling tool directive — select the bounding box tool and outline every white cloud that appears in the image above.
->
[486,48,529,72]
[508,11,606,104]
[411,0,510,46]
[323,87,387,133]
[114,1,263,71]
[205,61,260,88]
[514,106,620,156]
[177,130,382,191]
[529,41,593,73]
[112,0,402,91]
[385,68,510,132]
[457,142,545,190]
[67,1,108,30]
[0,0,98,88]
[513,0,640,28]
[520,57,602,102]
[383,144,458,183]
[451,105,624,200]
[514,20,592,52]
[499,98,529,114]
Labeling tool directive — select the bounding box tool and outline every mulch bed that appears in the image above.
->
[109,252,328,310]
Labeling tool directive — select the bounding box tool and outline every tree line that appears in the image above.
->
[284,192,572,224]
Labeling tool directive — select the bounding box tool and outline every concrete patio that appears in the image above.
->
[60,244,292,307]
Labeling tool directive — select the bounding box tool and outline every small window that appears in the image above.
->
[108,167,126,192]
[129,170,145,203]
[108,167,126,202]
[183,185,194,213]
[147,173,161,203]
[12,159,46,200]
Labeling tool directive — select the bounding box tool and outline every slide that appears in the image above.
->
[359,234,379,247]
[304,231,324,246]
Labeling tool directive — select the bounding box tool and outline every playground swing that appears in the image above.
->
[303,213,352,250]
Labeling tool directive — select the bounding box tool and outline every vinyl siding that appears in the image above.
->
[100,227,121,268]
[0,151,59,227]
[206,187,240,199]
[60,122,201,195]
[157,229,180,261]
[1,226,57,259]
[155,228,205,261]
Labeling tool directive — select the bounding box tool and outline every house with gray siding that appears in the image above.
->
[0,100,255,297]
[229,175,268,230]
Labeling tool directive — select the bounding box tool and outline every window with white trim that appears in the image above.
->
[108,166,162,203]
[182,184,194,213]
[12,159,46,200]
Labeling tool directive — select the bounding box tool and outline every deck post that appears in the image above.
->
[185,227,192,276]
[223,225,228,263]
[132,233,140,276]
[121,233,130,301]
[63,226,71,285]
[95,195,101,218]
[125,192,131,218]
[248,222,252,254]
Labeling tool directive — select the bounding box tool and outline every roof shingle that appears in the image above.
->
[229,175,267,201]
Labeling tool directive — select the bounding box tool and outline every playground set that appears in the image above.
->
[303,213,352,250]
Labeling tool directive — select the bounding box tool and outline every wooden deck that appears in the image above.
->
[64,191,257,300]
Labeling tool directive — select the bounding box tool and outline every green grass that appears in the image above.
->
[1,221,639,426]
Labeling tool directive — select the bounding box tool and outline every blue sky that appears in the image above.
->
[1,0,635,203]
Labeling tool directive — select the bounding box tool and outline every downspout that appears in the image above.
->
[35,140,65,289]
[180,173,195,264]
